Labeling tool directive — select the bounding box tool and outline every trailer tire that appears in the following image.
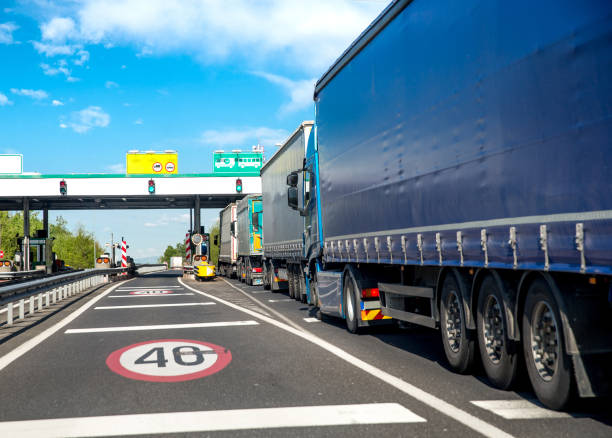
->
[522,279,573,410]
[298,268,307,303]
[440,273,475,374]
[309,271,319,307]
[343,272,360,334]
[288,267,296,299]
[477,275,519,390]
[263,263,271,290]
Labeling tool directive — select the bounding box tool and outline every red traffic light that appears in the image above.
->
[59,180,67,195]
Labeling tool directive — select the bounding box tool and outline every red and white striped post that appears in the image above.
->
[185,232,191,264]
[121,238,127,273]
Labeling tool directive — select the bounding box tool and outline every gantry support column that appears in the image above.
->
[23,197,30,272]
[194,195,201,256]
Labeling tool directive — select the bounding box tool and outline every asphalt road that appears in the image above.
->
[0,270,610,437]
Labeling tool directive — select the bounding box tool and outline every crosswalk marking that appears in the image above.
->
[94,303,216,310]
[0,403,425,437]
[470,400,571,419]
[108,293,194,298]
[64,320,259,334]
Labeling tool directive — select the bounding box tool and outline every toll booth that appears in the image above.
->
[17,233,53,273]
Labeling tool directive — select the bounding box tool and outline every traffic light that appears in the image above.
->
[148,179,155,194]
[235,178,243,193]
[59,180,67,196]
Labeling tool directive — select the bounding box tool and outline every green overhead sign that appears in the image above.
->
[213,151,263,176]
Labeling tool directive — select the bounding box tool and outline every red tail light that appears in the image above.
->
[361,288,380,299]
[252,267,262,273]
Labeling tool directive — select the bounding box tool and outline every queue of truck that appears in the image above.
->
[214,0,612,410]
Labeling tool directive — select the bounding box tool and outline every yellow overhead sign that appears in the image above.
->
[126,151,178,174]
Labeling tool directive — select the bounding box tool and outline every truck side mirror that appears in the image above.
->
[286,171,298,187]
[288,187,298,210]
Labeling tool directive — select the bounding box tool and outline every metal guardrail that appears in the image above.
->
[0,267,128,327]
[0,270,46,281]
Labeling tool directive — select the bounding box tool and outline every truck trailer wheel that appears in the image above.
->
[263,263,271,290]
[298,268,307,303]
[477,276,519,390]
[288,267,296,299]
[343,272,360,334]
[309,271,319,307]
[439,273,475,374]
[522,279,573,410]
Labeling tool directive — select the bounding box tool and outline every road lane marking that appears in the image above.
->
[64,320,259,334]
[0,281,130,372]
[250,291,268,294]
[303,317,320,323]
[181,278,514,438]
[94,303,216,310]
[117,286,182,290]
[0,403,425,437]
[470,400,571,419]
[268,299,293,303]
[108,293,194,298]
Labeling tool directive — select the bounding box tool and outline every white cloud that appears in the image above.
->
[143,213,190,228]
[33,41,76,56]
[29,0,385,75]
[105,80,119,89]
[252,71,316,114]
[63,106,110,133]
[41,62,79,82]
[59,123,68,128]
[134,118,143,125]
[0,92,13,106]
[10,88,49,100]
[106,163,125,173]
[41,17,76,42]
[52,99,64,106]
[201,126,289,149]
[74,49,89,65]
[0,22,18,44]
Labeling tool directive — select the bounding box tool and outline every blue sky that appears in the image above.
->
[0,0,387,261]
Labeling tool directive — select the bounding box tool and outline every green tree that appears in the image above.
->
[52,225,102,269]
[158,242,187,265]
[0,211,43,260]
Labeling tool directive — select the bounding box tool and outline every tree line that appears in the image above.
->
[0,212,103,269]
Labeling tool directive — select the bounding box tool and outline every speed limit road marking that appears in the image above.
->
[106,339,232,382]
[129,290,174,295]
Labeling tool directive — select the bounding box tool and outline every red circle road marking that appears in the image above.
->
[106,339,232,382]
[128,290,174,295]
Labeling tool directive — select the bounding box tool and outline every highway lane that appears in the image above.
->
[0,270,609,437]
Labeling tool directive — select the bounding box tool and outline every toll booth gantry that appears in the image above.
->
[0,173,261,271]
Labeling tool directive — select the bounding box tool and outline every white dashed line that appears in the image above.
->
[108,293,194,298]
[0,403,425,437]
[470,400,571,419]
[303,317,320,323]
[268,299,293,303]
[64,320,259,334]
[94,303,216,310]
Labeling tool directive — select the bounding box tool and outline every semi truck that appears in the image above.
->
[217,203,238,278]
[261,121,313,300]
[289,0,612,410]
[236,194,264,286]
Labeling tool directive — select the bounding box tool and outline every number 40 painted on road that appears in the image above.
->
[106,339,232,382]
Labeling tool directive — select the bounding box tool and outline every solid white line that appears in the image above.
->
[94,303,216,310]
[0,403,424,437]
[64,320,259,334]
[268,299,293,303]
[0,281,129,372]
[471,400,571,419]
[180,278,514,438]
[108,293,194,298]
[116,286,182,290]
[250,291,268,294]
[303,317,320,323]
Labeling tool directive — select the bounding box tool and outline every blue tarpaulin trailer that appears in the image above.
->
[294,0,612,410]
